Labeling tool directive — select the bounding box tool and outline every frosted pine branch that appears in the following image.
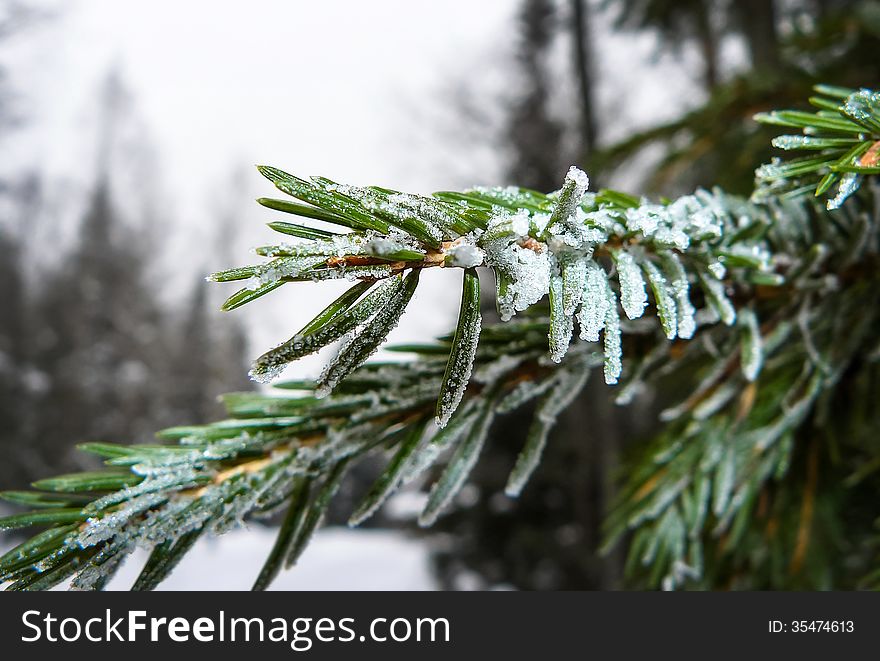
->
[2,84,879,591]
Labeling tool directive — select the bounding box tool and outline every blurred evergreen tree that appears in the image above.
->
[594,0,880,195]
[0,1,43,486]
[0,70,253,491]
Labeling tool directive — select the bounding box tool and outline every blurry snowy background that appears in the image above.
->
[1,0,875,589]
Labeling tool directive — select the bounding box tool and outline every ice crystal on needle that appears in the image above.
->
[545,166,591,242]
[827,172,861,210]
[486,239,552,322]
[614,250,648,320]
[548,273,574,363]
[553,166,589,222]
[220,165,776,419]
[577,260,611,342]
[602,286,623,385]
[561,257,588,316]
[250,255,326,288]
[642,259,678,340]
[436,269,482,427]
[446,242,485,268]
[510,208,531,236]
[738,308,764,381]
[660,251,696,339]
[591,193,727,251]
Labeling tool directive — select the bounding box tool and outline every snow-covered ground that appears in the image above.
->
[110,527,436,591]
[0,526,436,591]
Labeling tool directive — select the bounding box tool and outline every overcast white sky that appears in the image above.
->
[7,1,514,188]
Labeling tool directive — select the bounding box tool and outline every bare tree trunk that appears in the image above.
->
[571,0,598,157]
[569,0,627,589]
[737,0,781,73]
[505,0,564,192]
[693,0,719,91]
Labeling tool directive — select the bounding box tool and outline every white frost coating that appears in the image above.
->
[253,255,326,287]
[249,277,401,384]
[603,285,623,385]
[446,243,486,268]
[771,135,827,150]
[334,181,453,240]
[707,260,726,279]
[294,263,394,284]
[386,192,458,238]
[74,492,168,549]
[755,157,783,181]
[624,205,661,235]
[436,273,482,428]
[584,208,625,235]
[539,363,591,421]
[641,259,678,340]
[577,260,610,342]
[554,167,589,220]
[566,165,590,191]
[418,405,493,527]
[548,273,573,363]
[614,250,648,320]
[485,240,552,321]
[827,172,860,210]
[481,209,516,241]
[380,194,443,242]
[87,466,202,513]
[70,544,129,590]
[739,308,764,381]
[365,236,405,257]
[561,257,587,316]
[316,274,416,398]
[545,166,590,238]
[399,416,473,488]
[700,270,737,326]
[660,251,696,339]
[600,193,726,251]
[340,265,394,281]
[510,208,531,236]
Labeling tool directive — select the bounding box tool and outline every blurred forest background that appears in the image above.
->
[0,0,878,589]
[0,4,252,494]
